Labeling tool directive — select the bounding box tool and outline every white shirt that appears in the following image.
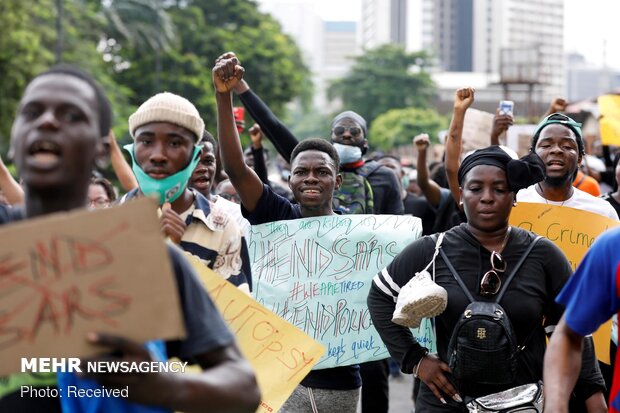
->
[212,195,251,238]
[517,184,619,221]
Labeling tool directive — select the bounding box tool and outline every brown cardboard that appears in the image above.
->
[0,197,186,375]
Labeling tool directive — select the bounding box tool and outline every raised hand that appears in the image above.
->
[413,133,430,152]
[212,54,245,93]
[548,97,567,114]
[490,110,514,144]
[249,124,263,149]
[454,87,475,112]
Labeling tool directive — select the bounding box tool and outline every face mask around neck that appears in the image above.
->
[333,143,362,165]
[124,144,202,205]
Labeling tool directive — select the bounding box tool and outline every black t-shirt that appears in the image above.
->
[0,210,234,412]
[601,192,620,218]
[403,192,436,235]
[242,184,362,390]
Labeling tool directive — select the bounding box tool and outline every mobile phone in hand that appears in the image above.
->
[499,100,514,116]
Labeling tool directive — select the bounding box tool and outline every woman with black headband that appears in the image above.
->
[368,146,603,411]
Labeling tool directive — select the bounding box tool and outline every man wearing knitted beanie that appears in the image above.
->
[123,92,252,293]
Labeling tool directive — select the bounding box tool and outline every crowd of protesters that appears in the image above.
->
[1,49,620,413]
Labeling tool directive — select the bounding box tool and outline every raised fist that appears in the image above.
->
[413,133,430,151]
[212,55,244,93]
[454,87,475,112]
[548,97,568,114]
[249,124,263,149]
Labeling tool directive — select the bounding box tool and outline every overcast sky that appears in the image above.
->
[258,0,620,69]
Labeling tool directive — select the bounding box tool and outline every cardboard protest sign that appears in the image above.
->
[189,259,325,413]
[510,202,620,363]
[462,108,495,153]
[598,95,620,146]
[506,124,537,157]
[248,215,423,369]
[0,198,185,376]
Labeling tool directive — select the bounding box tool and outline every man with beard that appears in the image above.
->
[516,113,618,220]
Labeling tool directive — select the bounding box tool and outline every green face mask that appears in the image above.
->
[401,175,409,189]
[124,144,202,205]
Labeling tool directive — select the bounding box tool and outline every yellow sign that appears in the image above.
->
[189,257,325,413]
[598,95,620,146]
[510,202,620,363]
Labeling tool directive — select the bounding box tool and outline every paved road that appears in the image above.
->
[388,373,415,413]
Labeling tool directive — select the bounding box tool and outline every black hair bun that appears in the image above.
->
[506,153,545,192]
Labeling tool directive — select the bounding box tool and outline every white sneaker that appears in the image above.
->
[392,270,448,328]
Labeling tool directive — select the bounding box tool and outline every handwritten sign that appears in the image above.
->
[189,258,325,413]
[248,215,423,369]
[598,95,620,146]
[0,198,185,376]
[462,108,495,153]
[506,124,537,157]
[510,202,620,363]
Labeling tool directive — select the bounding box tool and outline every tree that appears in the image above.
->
[328,44,436,126]
[0,0,309,151]
[112,0,311,135]
[369,107,448,151]
[0,0,54,151]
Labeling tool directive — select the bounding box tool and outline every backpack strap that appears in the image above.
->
[439,234,543,303]
[357,160,381,178]
[495,235,543,302]
[439,246,476,303]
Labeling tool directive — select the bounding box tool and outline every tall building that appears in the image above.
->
[360,0,409,49]
[566,53,620,101]
[360,0,565,108]
[257,0,358,110]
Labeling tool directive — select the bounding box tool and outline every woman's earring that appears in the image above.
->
[459,201,463,206]
[513,200,517,207]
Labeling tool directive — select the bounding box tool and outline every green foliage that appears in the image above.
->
[369,107,448,151]
[287,108,334,141]
[328,44,436,126]
[0,0,54,151]
[112,0,310,136]
[0,0,309,151]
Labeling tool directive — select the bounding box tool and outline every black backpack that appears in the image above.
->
[332,160,380,214]
[439,236,541,386]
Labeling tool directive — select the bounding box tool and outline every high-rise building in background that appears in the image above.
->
[360,0,565,114]
[566,53,620,102]
[257,0,358,110]
[261,0,614,115]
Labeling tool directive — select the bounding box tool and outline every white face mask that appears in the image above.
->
[333,143,362,165]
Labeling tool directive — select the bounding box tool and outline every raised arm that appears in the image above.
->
[108,130,139,192]
[445,87,475,204]
[213,55,264,214]
[248,124,270,185]
[413,133,441,208]
[490,110,514,146]
[542,97,568,119]
[225,53,299,162]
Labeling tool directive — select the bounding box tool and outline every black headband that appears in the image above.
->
[458,146,545,192]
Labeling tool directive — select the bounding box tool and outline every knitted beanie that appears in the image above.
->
[128,92,204,141]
